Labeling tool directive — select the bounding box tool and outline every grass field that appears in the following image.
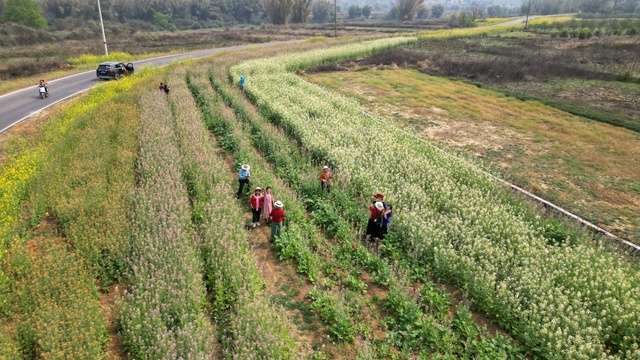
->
[305,68,640,244]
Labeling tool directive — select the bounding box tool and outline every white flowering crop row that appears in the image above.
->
[167,68,299,359]
[230,38,640,359]
[119,92,214,359]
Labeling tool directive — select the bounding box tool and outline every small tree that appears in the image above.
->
[394,0,425,21]
[348,4,362,18]
[290,0,312,23]
[312,0,332,23]
[431,4,444,18]
[362,4,372,18]
[1,0,47,28]
[264,0,294,24]
[468,1,483,21]
[487,5,503,17]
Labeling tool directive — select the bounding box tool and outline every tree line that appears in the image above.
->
[1,0,637,30]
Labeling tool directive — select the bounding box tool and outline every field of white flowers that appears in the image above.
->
[230,37,640,359]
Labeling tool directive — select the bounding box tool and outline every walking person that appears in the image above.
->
[262,186,274,225]
[250,187,264,228]
[239,75,246,93]
[366,201,385,247]
[270,201,285,243]
[319,166,333,193]
[237,164,251,198]
[159,82,165,91]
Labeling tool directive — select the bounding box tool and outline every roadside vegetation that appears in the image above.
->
[0,70,158,357]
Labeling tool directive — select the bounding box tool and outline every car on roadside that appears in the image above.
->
[96,61,134,80]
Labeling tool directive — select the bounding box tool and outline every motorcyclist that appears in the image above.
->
[38,79,48,93]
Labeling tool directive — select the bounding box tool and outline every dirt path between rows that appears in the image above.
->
[220,151,338,357]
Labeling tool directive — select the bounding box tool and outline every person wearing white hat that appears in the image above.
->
[250,187,264,227]
[319,166,333,193]
[237,164,251,198]
[269,200,285,243]
[366,201,385,243]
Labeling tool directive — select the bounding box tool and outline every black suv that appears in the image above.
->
[96,62,134,80]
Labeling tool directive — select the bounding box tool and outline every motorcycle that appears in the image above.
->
[38,85,49,99]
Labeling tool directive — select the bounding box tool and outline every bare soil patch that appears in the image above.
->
[100,284,124,360]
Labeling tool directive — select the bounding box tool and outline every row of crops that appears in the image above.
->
[182,55,527,358]
[230,37,640,359]
[119,68,300,358]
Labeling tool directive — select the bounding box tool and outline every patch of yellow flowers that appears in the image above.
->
[0,68,156,299]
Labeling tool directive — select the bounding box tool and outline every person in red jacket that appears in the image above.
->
[250,187,264,228]
[366,201,385,243]
[270,200,285,243]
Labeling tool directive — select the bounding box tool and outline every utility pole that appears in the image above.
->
[334,0,337,38]
[524,0,532,29]
[97,0,108,55]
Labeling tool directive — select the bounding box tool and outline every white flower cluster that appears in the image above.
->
[230,38,640,359]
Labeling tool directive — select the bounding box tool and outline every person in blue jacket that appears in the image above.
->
[237,164,251,198]
[239,75,246,93]
[382,205,393,239]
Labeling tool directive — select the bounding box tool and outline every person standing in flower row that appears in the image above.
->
[382,204,393,238]
[366,201,385,243]
[250,187,264,228]
[319,166,333,193]
[263,186,274,225]
[270,200,285,243]
[239,75,246,93]
[237,164,251,198]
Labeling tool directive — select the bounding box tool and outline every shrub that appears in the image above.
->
[559,28,569,37]
[578,28,591,39]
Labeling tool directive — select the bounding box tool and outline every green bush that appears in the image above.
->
[578,28,592,39]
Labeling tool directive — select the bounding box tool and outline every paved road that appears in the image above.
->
[0,40,296,134]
